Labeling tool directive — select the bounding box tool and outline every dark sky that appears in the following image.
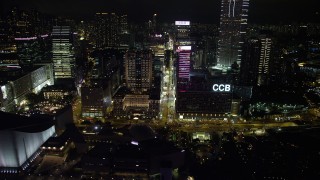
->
[1,0,319,24]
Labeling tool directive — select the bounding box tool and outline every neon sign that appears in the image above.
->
[212,84,231,92]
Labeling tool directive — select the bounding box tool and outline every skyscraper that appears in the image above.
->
[125,50,153,92]
[240,38,260,86]
[119,14,130,48]
[52,26,75,80]
[176,46,191,92]
[94,13,119,48]
[217,0,249,68]
[175,21,192,92]
[257,35,272,86]
[240,34,272,86]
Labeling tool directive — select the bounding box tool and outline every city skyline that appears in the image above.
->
[1,0,319,23]
[1,0,320,179]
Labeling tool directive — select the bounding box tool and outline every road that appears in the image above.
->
[160,50,176,125]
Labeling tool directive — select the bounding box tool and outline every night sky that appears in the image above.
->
[1,0,319,24]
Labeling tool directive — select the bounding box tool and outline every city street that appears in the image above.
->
[160,51,176,125]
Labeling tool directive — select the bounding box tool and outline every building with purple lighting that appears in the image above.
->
[176,46,191,92]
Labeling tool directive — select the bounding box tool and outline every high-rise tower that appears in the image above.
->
[217,0,249,68]
[257,35,272,86]
[125,50,153,92]
[175,21,192,92]
[240,34,272,86]
[94,13,119,48]
[52,26,75,80]
[175,21,191,47]
[176,46,191,92]
[240,38,260,86]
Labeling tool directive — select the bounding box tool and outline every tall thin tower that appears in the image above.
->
[257,35,272,86]
[217,0,249,68]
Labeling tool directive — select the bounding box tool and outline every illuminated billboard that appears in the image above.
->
[177,46,191,51]
[175,21,190,26]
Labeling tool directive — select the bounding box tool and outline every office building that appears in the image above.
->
[217,0,249,68]
[176,91,233,120]
[240,38,260,86]
[176,73,234,120]
[90,49,121,79]
[94,13,120,48]
[241,34,272,86]
[175,21,191,47]
[81,80,111,118]
[176,46,191,92]
[257,35,272,86]
[15,35,51,66]
[119,15,130,48]
[122,49,160,118]
[174,21,192,94]
[52,26,75,80]
[125,50,153,92]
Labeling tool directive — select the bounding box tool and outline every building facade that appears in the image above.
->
[175,21,191,47]
[81,80,111,118]
[176,46,191,92]
[176,91,233,120]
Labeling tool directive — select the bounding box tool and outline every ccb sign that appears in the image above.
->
[212,84,231,92]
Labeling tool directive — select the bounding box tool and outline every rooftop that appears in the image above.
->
[0,111,54,132]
